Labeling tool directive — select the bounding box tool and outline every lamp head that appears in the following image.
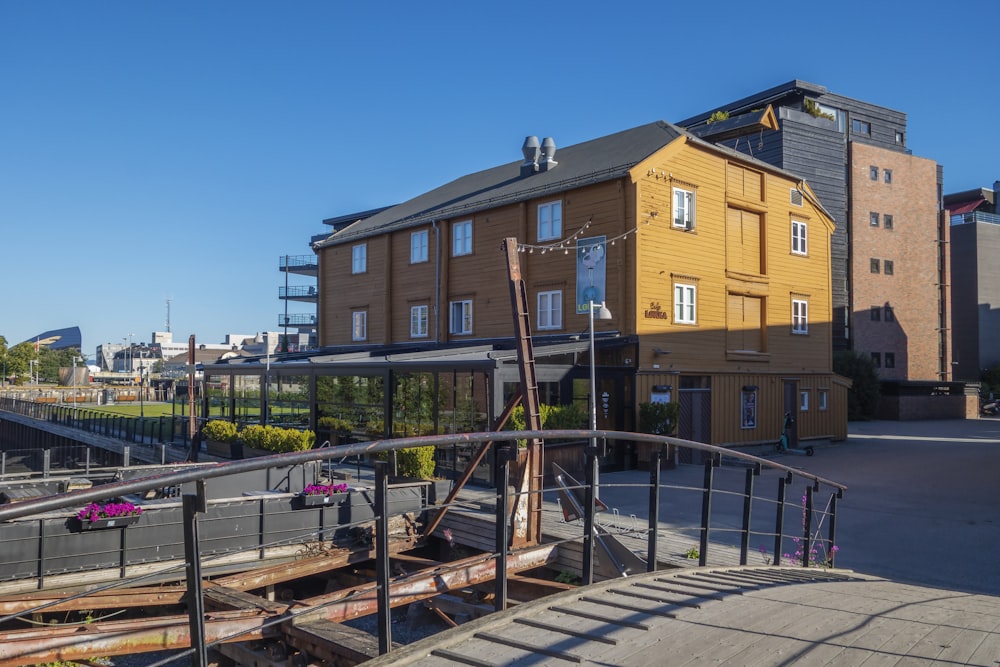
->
[595,301,613,320]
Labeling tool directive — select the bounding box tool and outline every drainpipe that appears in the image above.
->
[433,220,441,343]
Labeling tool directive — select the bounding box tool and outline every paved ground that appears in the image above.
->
[595,417,1000,597]
[367,566,1000,666]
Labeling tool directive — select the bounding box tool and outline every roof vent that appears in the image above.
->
[521,136,540,176]
[539,137,557,172]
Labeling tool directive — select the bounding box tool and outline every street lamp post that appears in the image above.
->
[583,299,612,584]
[28,359,37,385]
[588,299,613,441]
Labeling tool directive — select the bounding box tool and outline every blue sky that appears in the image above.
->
[2,1,997,358]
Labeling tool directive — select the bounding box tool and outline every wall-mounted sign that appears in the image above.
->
[741,388,757,429]
[643,301,668,320]
[651,385,672,404]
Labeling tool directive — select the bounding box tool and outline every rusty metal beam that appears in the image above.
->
[0,545,557,667]
[0,533,421,616]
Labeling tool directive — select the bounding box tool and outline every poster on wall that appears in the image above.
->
[741,388,757,429]
[651,385,672,404]
[576,236,607,314]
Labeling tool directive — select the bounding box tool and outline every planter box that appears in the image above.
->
[205,439,232,458]
[293,493,347,509]
[229,443,270,459]
[241,445,271,458]
[72,514,141,531]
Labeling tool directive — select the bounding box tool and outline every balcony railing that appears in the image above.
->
[279,285,318,301]
[279,313,317,327]
[279,255,318,276]
[950,211,1000,226]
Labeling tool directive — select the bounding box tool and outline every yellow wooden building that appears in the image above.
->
[312,115,848,462]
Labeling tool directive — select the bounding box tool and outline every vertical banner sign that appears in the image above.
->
[576,236,607,314]
[741,388,757,429]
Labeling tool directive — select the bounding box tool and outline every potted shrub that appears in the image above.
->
[202,420,238,458]
[237,424,315,457]
[394,445,451,505]
[73,501,143,531]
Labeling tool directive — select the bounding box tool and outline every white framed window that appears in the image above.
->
[791,220,807,255]
[536,290,562,330]
[449,299,472,335]
[351,311,367,341]
[410,305,429,338]
[792,299,809,334]
[818,390,828,411]
[673,187,695,230]
[352,244,367,274]
[674,283,696,324]
[453,220,472,256]
[537,201,562,241]
[411,230,428,264]
[799,390,810,411]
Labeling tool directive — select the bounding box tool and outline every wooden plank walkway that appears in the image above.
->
[363,566,1000,666]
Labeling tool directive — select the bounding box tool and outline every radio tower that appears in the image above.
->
[166,298,172,333]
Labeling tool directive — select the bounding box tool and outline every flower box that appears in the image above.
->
[294,493,346,509]
[72,514,141,531]
[293,482,349,509]
[74,501,143,532]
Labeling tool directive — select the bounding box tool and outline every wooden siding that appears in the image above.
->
[633,142,833,376]
[634,372,847,448]
[321,179,633,347]
[317,237,389,347]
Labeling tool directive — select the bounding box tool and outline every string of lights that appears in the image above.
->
[516,213,659,255]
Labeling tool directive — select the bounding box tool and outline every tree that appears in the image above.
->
[0,336,8,384]
[833,350,880,420]
[7,342,36,384]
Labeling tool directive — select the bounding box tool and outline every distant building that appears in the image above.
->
[21,327,82,351]
[945,181,1000,381]
[677,80,951,383]
[278,207,393,352]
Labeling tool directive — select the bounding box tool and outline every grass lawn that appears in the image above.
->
[87,402,177,418]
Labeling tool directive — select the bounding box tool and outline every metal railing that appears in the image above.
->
[0,430,846,667]
[951,211,1000,226]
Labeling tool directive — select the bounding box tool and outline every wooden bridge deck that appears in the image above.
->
[363,566,1000,666]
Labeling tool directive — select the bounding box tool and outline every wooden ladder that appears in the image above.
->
[503,238,544,546]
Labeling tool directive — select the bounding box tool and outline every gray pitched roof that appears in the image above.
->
[314,121,686,247]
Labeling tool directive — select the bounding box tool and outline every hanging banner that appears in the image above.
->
[576,235,607,314]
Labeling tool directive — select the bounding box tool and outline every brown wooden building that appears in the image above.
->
[307,118,848,458]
